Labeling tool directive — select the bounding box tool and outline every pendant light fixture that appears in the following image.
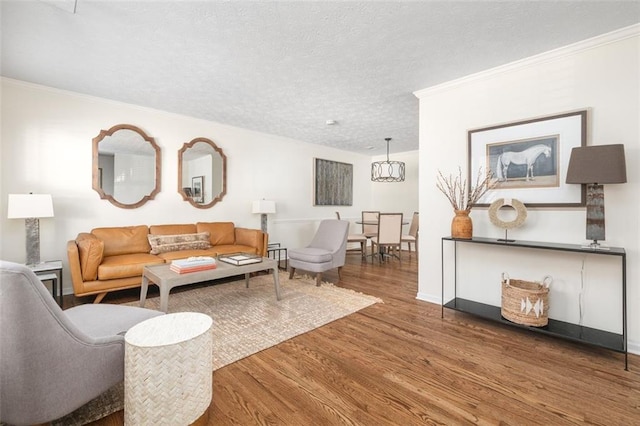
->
[371,138,405,182]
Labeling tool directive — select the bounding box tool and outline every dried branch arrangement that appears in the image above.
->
[436,167,497,211]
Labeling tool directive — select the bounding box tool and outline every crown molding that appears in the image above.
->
[415,23,640,98]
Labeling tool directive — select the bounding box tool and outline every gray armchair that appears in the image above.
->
[288,219,349,286]
[0,260,163,425]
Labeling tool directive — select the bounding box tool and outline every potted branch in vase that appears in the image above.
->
[436,167,496,239]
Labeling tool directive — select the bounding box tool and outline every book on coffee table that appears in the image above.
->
[170,263,217,274]
[170,256,217,274]
[218,253,262,266]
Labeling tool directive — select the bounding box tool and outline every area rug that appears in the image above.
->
[52,274,381,425]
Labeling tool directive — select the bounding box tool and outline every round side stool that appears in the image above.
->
[124,312,213,426]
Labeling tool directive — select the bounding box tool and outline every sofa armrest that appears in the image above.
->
[235,228,268,257]
[67,240,86,296]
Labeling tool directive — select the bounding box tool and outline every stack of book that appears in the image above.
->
[170,256,217,274]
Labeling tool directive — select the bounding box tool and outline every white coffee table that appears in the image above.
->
[140,257,280,313]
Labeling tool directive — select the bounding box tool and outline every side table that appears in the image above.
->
[27,260,63,308]
[267,242,288,270]
[125,312,213,425]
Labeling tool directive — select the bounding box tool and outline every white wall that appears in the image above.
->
[0,78,417,291]
[415,26,639,352]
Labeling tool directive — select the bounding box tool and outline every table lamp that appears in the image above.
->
[252,199,276,233]
[565,144,626,248]
[8,194,55,265]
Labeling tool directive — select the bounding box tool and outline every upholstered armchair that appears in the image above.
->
[0,260,164,425]
[288,219,349,285]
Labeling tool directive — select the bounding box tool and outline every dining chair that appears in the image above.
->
[402,211,419,256]
[336,212,368,258]
[371,213,403,262]
[360,211,380,261]
[361,211,379,238]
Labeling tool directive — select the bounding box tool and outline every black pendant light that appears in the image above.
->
[371,138,405,182]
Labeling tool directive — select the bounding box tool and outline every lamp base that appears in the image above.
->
[585,184,605,242]
[581,240,611,250]
[260,214,268,234]
[25,217,41,266]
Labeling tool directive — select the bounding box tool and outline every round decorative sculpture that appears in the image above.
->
[488,198,527,229]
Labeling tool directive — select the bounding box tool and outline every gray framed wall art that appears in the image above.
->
[314,158,353,206]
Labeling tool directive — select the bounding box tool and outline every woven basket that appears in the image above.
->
[501,273,551,327]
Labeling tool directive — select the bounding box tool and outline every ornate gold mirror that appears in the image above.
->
[92,124,161,209]
[178,137,227,209]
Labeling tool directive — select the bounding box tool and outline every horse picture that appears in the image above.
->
[496,144,551,181]
[488,137,559,189]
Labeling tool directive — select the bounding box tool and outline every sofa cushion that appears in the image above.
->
[148,232,212,255]
[92,225,151,257]
[197,222,235,245]
[235,228,264,253]
[149,224,197,235]
[97,253,164,280]
[76,233,104,281]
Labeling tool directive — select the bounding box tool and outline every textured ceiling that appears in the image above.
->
[2,1,639,155]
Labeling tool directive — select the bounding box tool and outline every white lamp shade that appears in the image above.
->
[7,194,54,219]
[252,200,276,214]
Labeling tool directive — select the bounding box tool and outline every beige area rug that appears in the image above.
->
[52,274,382,425]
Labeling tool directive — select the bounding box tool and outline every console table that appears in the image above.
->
[441,237,627,370]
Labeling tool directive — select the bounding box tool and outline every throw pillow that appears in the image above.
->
[148,232,212,255]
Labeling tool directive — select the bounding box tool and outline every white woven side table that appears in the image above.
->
[124,312,213,425]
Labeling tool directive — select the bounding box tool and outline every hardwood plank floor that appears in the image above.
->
[71,251,639,425]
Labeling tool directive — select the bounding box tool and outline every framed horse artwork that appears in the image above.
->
[468,109,587,208]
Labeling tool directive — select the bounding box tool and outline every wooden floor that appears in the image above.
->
[75,251,640,425]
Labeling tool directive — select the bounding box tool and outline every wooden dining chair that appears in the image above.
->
[336,212,368,258]
[360,211,379,260]
[402,211,419,256]
[371,213,403,262]
[361,211,379,238]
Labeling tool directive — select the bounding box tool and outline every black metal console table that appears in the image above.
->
[441,237,627,370]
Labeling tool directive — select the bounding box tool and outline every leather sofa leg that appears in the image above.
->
[93,292,107,304]
[315,273,322,286]
[289,267,295,280]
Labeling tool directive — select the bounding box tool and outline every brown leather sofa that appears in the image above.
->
[67,222,267,303]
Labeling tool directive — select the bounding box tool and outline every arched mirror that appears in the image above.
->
[92,124,161,209]
[178,137,227,209]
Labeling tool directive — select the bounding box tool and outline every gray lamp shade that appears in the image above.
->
[565,144,627,184]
